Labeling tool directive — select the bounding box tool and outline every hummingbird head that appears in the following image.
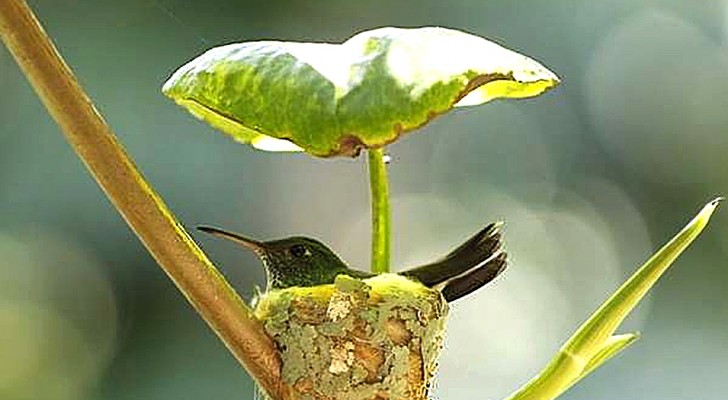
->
[197,226,352,290]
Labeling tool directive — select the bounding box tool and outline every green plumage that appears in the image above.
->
[198,222,507,302]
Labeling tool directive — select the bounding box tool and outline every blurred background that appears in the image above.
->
[1,0,727,399]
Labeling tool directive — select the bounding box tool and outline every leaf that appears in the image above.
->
[505,198,722,400]
[577,333,640,381]
[562,197,722,357]
[163,26,559,157]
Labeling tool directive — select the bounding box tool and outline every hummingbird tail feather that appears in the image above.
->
[440,251,507,302]
[440,221,502,263]
[401,221,504,287]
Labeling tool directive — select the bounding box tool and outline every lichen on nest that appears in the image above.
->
[253,274,449,400]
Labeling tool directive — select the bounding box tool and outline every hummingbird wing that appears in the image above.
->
[439,251,507,302]
[400,221,506,301]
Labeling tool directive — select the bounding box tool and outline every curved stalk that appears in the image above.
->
[368,148,391,273]
[0,2,290,399]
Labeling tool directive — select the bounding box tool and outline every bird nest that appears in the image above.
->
[253,274,449,400]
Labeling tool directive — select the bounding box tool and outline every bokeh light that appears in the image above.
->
[0,230,117,400]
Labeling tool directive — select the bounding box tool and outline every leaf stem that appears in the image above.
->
[368,148,391,273]
[0,2,290,399]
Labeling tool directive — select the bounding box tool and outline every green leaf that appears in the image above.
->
[505,198,722,400]
[577,333,640,381]
[163,27,559,157]
[563,198,721,357]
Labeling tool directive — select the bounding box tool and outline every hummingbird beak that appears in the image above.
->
[196,225,266,255]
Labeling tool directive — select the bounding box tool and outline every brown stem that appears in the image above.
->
[0,1,290,398]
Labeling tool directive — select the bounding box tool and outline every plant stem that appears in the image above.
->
[0,2,290,399]
[368,148,391,273]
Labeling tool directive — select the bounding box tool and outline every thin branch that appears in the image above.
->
[0,2,290,399]
[368,148,391,273]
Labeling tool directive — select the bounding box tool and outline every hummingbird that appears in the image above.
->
[197,222,507,302]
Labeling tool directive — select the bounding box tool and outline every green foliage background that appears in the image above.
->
[0,1,726,399]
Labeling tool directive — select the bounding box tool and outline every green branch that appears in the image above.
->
[0,2,291,399]
[368,148,391,273]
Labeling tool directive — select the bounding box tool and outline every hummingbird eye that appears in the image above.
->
[289,244,309,258]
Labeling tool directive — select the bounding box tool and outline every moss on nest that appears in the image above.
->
[254,274,448,400]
